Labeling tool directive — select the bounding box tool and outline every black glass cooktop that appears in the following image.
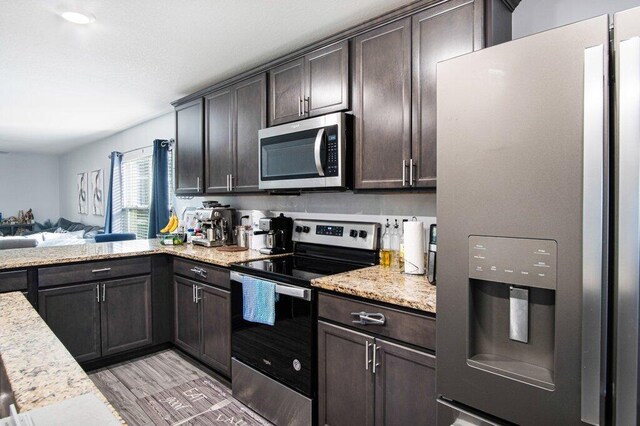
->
[232,255,370,286]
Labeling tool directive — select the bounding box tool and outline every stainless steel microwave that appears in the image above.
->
[258,112,348,190]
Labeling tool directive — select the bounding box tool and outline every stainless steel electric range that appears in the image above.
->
[230,218,380,426]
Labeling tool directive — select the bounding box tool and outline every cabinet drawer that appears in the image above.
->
[0,270,28,292]
[173,258,230,289]
[318,292,435,351]
[39,256,151,288]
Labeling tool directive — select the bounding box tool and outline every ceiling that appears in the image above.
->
[0,0,413,154]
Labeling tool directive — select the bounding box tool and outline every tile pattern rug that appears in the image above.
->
[139,377,271,426]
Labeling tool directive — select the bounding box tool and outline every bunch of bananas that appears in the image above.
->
[160,212,180,234]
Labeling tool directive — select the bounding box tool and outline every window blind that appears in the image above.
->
[120,150,175,239]
[122,155,152,239]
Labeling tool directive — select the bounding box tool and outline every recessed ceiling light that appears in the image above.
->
[60,10,95,25]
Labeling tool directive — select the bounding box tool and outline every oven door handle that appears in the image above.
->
[275,284,311,301]
[314,128,326,177]
[231,271,312,301]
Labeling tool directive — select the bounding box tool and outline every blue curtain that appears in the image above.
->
[148,140,170,238]
[104,151,123,233]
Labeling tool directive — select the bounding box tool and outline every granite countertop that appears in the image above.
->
[0,239,284,270]
[0,292,124,423]
[311,265,436,313]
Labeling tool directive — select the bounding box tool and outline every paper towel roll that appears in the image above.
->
[404,220,425,275]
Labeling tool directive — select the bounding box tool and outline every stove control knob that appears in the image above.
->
[303,226,311,233]
[349,229,358,238]
[295,225,303,233]
[359,230,368,239]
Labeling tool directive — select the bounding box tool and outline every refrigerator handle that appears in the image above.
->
[581,43,606,426]
[615,35,640,426]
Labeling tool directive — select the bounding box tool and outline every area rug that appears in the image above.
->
[139,377,272,426]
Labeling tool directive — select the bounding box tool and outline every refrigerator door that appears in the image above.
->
[436,15,610,426]
[613,6,640,426]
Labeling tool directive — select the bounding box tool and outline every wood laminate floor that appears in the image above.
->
[89,349,269,426]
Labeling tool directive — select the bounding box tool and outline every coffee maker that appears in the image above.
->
[258,214,293,254]
[192,208,235,247]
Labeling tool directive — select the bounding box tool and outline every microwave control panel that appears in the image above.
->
[325,125,339,176]
[468,236,557,290]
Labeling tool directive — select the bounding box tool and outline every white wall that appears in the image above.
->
[0,152,60,223]
[58,112,174,226]
[513,0,640,38]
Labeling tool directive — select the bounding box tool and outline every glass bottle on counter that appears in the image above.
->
[380,219,391,267]
[390,219,400,268]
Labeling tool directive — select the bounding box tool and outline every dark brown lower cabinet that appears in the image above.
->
[173,276,231,376]
[318,321,436,426]
[39,283,101,363]
[39,276,153,362]
[174,276,201,356]
[318,321,374,426]
[101,276,152,356]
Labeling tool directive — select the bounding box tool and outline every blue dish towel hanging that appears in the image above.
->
[242,276,277,326]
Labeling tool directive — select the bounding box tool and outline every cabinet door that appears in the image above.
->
[305,40,349,117]
[412,0,479,188]
[175,98,204,195]
[199,284,231,375]
[374,338,436,426]
[174,276,200,357]
[39,283,101,362]
[354,18,412,189]
[232,73,266,192]
[101,276,153,357]
[269,58,305,125]
[205,88,233,193]
[318,321,374,426]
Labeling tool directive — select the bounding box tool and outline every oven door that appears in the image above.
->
[230,271,315,397]
[258,112,345,190]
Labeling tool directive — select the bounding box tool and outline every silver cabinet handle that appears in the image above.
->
[365,341,372,371]
[96,284,100,303]
[615,35,640,426]
[226,174,230,191]
[581,43,605,426]
[196,177,200,193]
[372,343,380,374]
[351,311,386,325]
[192,284,196,303]
[195,286,202,303]
[409,158,415,186]
[298,97,303,116]
[101,283,106,303]
[313,128,326,177]
[190,266,207,279]
[402,160,407,187]
[304,97,310,114]
[229,174,233,191]
[91,268,111,273]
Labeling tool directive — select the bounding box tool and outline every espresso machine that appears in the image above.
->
[258,214,293,254]
[192,208,235,247]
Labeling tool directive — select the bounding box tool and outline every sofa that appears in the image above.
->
[25,218,103,239]
[0,218,104,250]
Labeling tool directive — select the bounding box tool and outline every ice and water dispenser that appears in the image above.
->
[467,236,557,390]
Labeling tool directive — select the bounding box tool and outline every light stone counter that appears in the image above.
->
[0,239,283,270]
[0,292,124,422]
[311,265,436,313]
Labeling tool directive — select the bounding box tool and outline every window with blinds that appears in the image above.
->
[122,155,152,238]
[121,150,174,239]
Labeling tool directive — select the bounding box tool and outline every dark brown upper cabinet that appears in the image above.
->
[411,0,479,188]
[175,98,204,195]
[269,40,349,126]
[205,73,266,194]
[354,0,481,190]
[353,18,412,190]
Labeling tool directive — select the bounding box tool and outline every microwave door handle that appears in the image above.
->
[314,128,326,177]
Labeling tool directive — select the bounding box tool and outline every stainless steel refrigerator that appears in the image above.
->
[436,7,640,426]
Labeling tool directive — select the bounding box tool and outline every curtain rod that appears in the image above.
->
[108,138,174,159]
